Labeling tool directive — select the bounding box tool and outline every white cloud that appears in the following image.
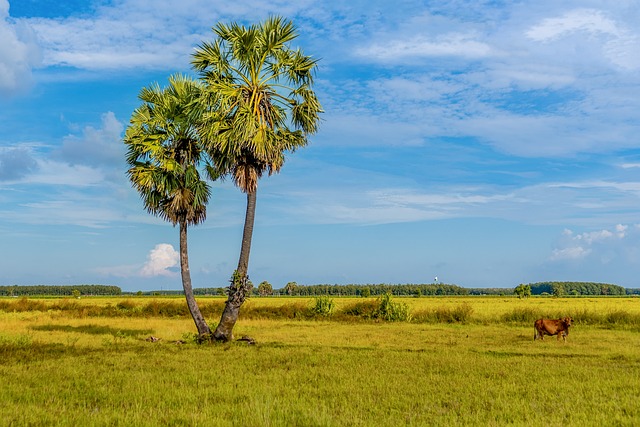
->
[620,163,640,169]
[526,9,620,42]
[550,245,591,261]
[526,8,640,71]
[550,224,637,262]
[358,33,492,62]
[140,243,180,277]
[53,111,124,168]
[20,0,314,71]
[0,0,41,96]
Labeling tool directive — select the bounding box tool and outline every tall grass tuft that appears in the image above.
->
[340,300,379,319]
[338,294,411,322]
[0,297,47,312]
[242,302,311,320]
[413,303,474,323]
[501,307,541,324]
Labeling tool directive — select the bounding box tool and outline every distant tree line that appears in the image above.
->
[4,282,637,297]
[527,282,627,296]
[0,285,122,296]
[467,288,510,296]
[270,283,469,296]
[470,282,635,296]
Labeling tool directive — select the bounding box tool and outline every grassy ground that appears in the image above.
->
[1,296,639,426]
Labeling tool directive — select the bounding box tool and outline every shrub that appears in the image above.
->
[375,293,411,322]
[312,296,335,317]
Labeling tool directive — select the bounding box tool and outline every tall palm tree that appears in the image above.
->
[124,74,212,338]
[192,16,322,341]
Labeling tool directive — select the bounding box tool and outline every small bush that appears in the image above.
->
[312,296,335,317]
[375,293,411,322]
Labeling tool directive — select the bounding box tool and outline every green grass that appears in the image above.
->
[1,297,640,426]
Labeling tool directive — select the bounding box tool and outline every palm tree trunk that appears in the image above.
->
[237,188,256,276]
[179,220,212,337]
[213,188,256,341]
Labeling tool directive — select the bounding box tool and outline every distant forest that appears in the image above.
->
[0,282,638,297]
[0,285,122,296]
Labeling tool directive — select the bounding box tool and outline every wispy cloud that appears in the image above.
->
[357,33,492,62]
[526,8,640,71]
[527,9,621,42]
[17,0,314,72]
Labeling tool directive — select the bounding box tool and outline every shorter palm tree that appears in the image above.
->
[124,74,212,337]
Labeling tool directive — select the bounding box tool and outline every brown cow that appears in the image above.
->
[534,317,573,342]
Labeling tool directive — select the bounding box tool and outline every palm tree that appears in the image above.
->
[124,74,212,338]
[192,16,322,341]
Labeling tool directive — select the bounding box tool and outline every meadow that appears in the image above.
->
[1,295,639,426]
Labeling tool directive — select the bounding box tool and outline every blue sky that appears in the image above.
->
[1,0,640,291]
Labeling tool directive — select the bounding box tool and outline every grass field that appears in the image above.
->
[1,296,639,426]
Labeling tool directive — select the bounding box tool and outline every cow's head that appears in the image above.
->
[563,317,573,327]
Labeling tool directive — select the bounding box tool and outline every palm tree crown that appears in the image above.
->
[125,74,210,225]
[192,16,322,192]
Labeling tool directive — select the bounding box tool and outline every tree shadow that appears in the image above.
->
[30,324,153,337]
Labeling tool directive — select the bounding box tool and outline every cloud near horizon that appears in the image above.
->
[140,243,180,277]
[550,224,637,262]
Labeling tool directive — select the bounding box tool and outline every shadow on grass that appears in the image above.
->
[30,324,153,337]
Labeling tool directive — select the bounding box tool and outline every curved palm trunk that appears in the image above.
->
[213,188,256,341]
[179,220,212,337]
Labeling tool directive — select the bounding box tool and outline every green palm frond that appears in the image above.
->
[192,16,322,193]
[124,74,211,226]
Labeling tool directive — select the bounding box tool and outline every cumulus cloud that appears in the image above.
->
[140,243,180,277]
[0,0,41,96]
